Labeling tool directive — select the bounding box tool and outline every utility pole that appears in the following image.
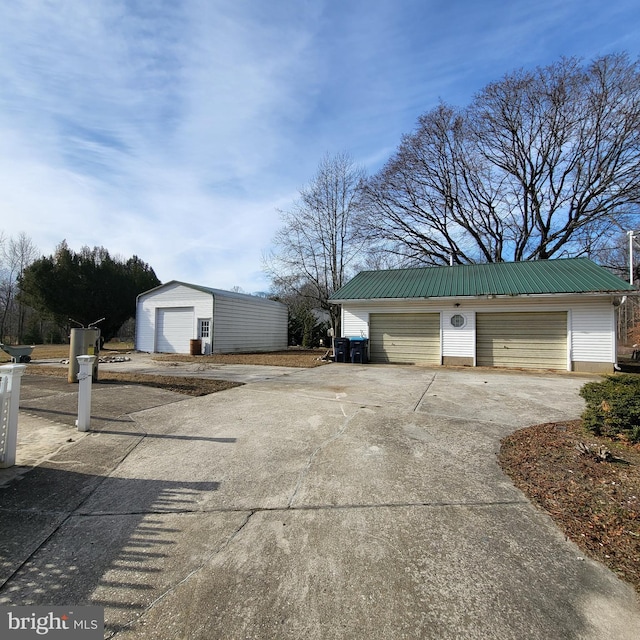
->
[625,230,640,345]
[628,230,638,285]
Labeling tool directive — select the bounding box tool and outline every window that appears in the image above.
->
[450,314,466,329]
[198,319,211,339]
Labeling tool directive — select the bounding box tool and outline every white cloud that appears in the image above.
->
[0,0,638,292]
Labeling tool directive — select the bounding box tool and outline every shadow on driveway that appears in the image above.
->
[0,467,226,637]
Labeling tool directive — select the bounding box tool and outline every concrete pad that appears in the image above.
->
[76,386,361,513]
[138,361,304,383]
[0,509,250,636]
[20,380,187,430]
[246,363,588,418]
[105,506,639,640]
[417,367,587,427]
[1,365,638,639]
[5,376,188,480]
[289,411,524,507]
[248,363,441,410]
[0,375,188,587]
[0,413,89,487]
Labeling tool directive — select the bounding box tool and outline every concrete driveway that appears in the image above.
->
[1,364,639,639]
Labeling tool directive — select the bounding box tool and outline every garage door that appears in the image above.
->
[476,312,567,370]
[369,313,440,364]
[155,307,194,353]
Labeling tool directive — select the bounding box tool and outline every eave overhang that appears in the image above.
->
[329,290,637,305]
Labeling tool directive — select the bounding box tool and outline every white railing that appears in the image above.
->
[0,364,27,468]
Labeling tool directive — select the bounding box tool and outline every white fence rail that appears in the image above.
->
[0,364,27,468]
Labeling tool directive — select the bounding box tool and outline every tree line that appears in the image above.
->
[0,236,159,345]
[266,53,640,341]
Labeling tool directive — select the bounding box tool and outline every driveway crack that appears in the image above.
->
[106,509,255,639]
[287,406,358,508]
[413,372,437,412]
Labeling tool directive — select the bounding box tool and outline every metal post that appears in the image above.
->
[76,355,97,432]
[0,364,27,468]
[629,231,635,285]
[69,328,100,383]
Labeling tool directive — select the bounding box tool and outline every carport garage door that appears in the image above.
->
[369,313,440,364]
[476,312,567,370]
[155,307,194,353]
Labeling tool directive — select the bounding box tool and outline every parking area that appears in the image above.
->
[1,364,639,639]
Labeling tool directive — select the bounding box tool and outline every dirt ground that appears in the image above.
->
[12,344,329,395]
[152,349,330,368]
[25,366,242,396]
[1,342,330,368]
[499,420,640,594]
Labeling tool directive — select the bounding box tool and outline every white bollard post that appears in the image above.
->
[0,363,27,468]
[76,355,97,432]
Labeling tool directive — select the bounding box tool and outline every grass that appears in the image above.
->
[0,341,135,362]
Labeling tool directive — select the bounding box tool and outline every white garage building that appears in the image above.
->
[330,258,634,373]
[136,281,287,354]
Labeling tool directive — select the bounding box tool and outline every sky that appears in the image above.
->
[0,0,639,294]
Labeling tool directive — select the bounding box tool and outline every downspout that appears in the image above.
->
[614,296,628,372]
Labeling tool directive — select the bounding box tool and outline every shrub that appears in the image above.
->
[579,374,640,442]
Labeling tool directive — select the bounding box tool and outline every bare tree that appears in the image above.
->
[0,232,38,342]
[264,152,368,334]
[364,54,640,265]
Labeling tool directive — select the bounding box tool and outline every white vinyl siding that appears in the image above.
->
[156,308,194,353]
[213,295,287,353]
[571,303,616,363]
[343,308,369,338]
[369,313,440,364]
[476,312,568,370]
[135,302,155,352]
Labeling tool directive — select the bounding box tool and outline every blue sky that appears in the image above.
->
[1,0,638,293]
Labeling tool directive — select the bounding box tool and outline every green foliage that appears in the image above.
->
[579,375,640,442]
[22,318,43,344]
[288,307,329,348]
[19,241,160,342]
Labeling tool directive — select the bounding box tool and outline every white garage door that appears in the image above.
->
[155,307,194,353]
[476,312,567,370]
[369,313,440,364]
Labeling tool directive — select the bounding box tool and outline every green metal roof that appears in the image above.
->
[330,258,634,301]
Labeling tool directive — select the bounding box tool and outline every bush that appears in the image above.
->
[579,375,640,442]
